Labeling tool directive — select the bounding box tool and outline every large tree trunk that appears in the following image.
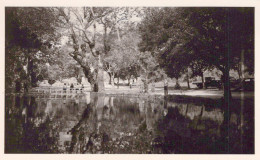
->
[80,54,105,92]
[221,67,232,153]
[96,68,105,92]
[82,66,95,92]
[108,72,112,85]
[82,66,100,92]
[90,56,105,92]
[97,54,105,92]
[86,70,104,92]
[222,68,232,119]
[111,73,115,87]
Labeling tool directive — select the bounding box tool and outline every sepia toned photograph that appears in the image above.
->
[4,6,254,154]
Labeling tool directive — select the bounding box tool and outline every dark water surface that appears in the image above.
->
[5,93,254,154]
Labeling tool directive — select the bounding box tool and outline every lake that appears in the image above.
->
[5,92,254,154]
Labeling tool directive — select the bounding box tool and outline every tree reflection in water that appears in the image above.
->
[5,93,254,153]
[5,95,60,153]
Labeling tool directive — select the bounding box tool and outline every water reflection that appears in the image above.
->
[5,93,254,154]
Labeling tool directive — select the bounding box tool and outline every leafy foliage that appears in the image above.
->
[139,7,254,81]
[55,7,142,91]
[5,7,59,92]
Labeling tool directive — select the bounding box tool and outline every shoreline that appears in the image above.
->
[6,88,254,101]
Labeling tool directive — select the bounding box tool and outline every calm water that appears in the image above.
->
[5,93,254,154]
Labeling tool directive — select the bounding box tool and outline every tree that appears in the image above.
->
[56,7,116,92]
[139,7,254,93]
[137,51,164,93]
[178,8,254,113]
[189,58,212,89]
[182,8,254,151]
[139,7,254,151]
[104,30,141,87]
[138,8,193,89]
[5,7,59,92]
[56,7,142,92]
[43,46,84,83]
[103,12,142,87]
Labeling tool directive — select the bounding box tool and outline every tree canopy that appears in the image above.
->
[5,7,60,92]
[139,7,254,82]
